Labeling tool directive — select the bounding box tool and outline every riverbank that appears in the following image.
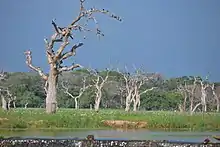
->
[0,108,220,131]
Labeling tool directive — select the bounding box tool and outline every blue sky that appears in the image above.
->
[0,0,219,81]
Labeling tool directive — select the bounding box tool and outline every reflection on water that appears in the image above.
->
[1,129,220,143]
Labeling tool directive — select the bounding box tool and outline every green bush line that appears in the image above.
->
[0,108,220,131]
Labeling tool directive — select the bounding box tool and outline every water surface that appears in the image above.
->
[1,129,220,143]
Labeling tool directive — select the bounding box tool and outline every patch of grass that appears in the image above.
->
[0,108,220,131]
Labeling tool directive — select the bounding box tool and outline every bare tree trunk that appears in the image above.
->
[201,85,207,113]
[125,92,132,112]
[74,98,78,109]
[120,96,123,109]
[132,91,139,112]
[133,100,138,111]
[94,90,102,112]
[46,69,58,114]
[13,101,16,108]
[1,95,7,110]
[190,96,194,113]
[217,98,220,112]
[7,100,11,110]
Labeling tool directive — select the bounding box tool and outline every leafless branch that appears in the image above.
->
[68,0,122,39]
[60,42,84,61]
[61,81,75,98]
[24,50,48,81]
[140,87,157,95]
[58,64,82,73]
[86,68,110,111]
[61,76,91,109]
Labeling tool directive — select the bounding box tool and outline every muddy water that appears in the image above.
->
[1,129,220,143]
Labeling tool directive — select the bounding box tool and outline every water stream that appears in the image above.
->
[1,129,220,143]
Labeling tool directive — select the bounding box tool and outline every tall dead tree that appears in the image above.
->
[61,76,91,109]
[88,69,110,112]
[24,0,121,114]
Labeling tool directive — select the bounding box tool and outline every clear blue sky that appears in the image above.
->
[0,0,219,81]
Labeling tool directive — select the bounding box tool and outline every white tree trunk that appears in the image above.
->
[133,95,140,111]
[94,90,102,112]
[1,95,7,110]
[7,100,11,110]
[13,101,16,108]
[125,92,132,112]
[201,89,207,113]
[216,98,220,112]
[74,98,78,109]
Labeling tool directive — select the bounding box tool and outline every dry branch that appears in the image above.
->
[58,64,81,73]
[60,43,84,61]
[61,76,91,109]
[24,50,48,81]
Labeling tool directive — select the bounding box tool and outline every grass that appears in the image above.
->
[0,108,220,131]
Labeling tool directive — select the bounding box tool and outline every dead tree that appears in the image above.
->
[61,76,91,109]
[177,77,201,114]
[177,76,213,114]
[88,69,110,112]
[132,86,156,111]
[118,70,134,112]
[131,71,157,111]
[24,0,121,114]
[118,67,157,112]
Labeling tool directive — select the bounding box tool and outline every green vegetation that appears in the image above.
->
[0,108,220,131]
[1,70,220,131]
[0,70,213,111]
